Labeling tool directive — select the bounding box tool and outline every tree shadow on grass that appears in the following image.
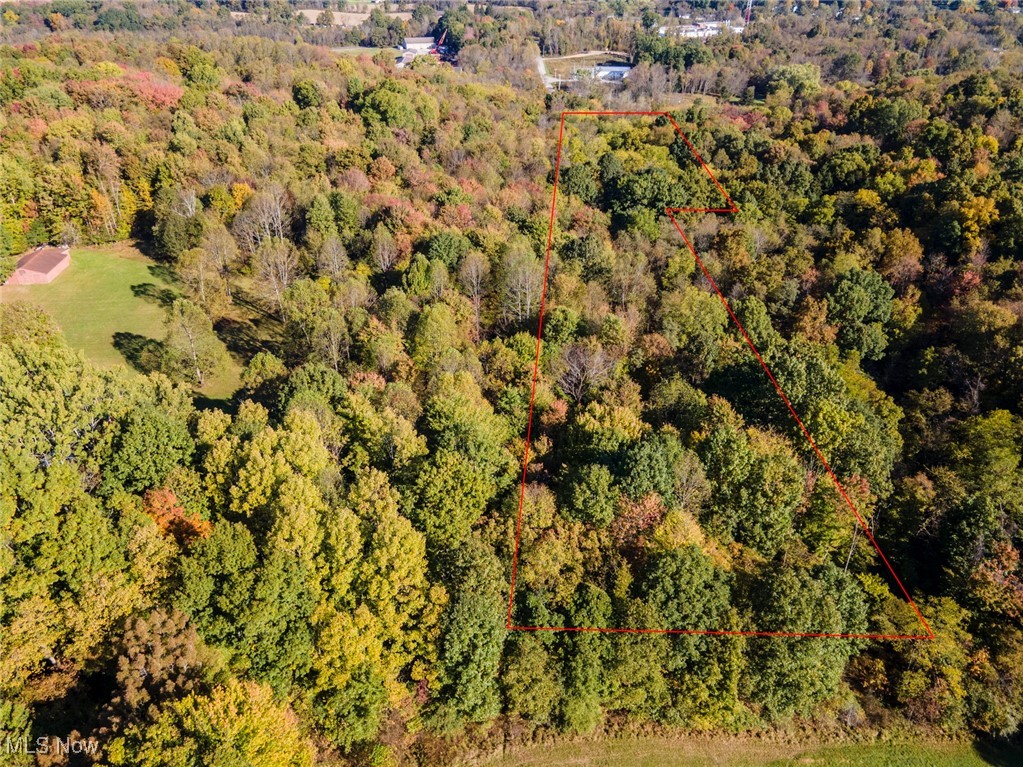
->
[224,287,285,357]
[974,737,1023,766]
[214,317,265,358]
[230,285,277,321]
[147,263,180,285]
[131,282,177,308]
[193,393,240,415]
[113,332,164,374]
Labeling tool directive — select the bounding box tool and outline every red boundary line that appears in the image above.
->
[505,111,934,641]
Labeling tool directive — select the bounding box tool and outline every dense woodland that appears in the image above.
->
[3,1,1023,765]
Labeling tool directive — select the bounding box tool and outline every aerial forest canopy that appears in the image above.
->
[2,1,1023,765]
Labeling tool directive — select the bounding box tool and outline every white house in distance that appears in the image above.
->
[397,36,435,67]
[659,20,744,39]
[403,36,435,54]
[592,64,632,82]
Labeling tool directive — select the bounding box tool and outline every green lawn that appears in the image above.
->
[486,737,1019,767]
[331,46,396,58]
[772,741,1017,767]
[0,243,241,399]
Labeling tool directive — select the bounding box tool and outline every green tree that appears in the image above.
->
[432,542,507,729]
[621,430,708,512]
[767,63,822,99]
[175,520,259,642]
[240,548,317,692]
[105,679,314,767]
[305,193,338,246]
[177,46,221,92]
[361,80,423,134]
[659,285,729,380]
[560,584,612,734]
[421,372,513,479]
[641,545,731,633]
[292,79,323,110]
[426,230,471,269]
[561,162,598,204]
[745,564,867,718]
[163,299,229,386]
[826,269,894,360]
[501,634,562,725]
[699,411,803,555]
[563,463,619,527]
[406,450,496,546]
[104,405,194,495]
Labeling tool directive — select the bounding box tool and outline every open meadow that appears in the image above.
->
[486,737,1022,767]
[0,243,242,399]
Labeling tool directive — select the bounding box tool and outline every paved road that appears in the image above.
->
[536,53,564,89]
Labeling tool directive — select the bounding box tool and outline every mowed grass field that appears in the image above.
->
[331,46,397,58]
[486,737,1020,767]
[0,243,241,399]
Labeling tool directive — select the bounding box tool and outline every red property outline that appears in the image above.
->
[504,110,935,641]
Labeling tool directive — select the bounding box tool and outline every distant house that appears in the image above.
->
[660,20,744,39]
[4,245,71,286]
[403,36,435,54]
[592,64,632,82]
[397,36,436,68]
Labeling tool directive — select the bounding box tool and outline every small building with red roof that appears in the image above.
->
[4,245,71,286]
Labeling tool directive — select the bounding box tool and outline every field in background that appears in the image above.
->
[332,46,397,57]
[229,8,411,27]
[0,243,242,399]
[485,737,1021,767]
[295,8,412,26]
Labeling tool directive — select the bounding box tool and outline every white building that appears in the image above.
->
[660,20,744,39]
[403,36,435,54]
[592,64,632,82]
[397,37,436,69]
